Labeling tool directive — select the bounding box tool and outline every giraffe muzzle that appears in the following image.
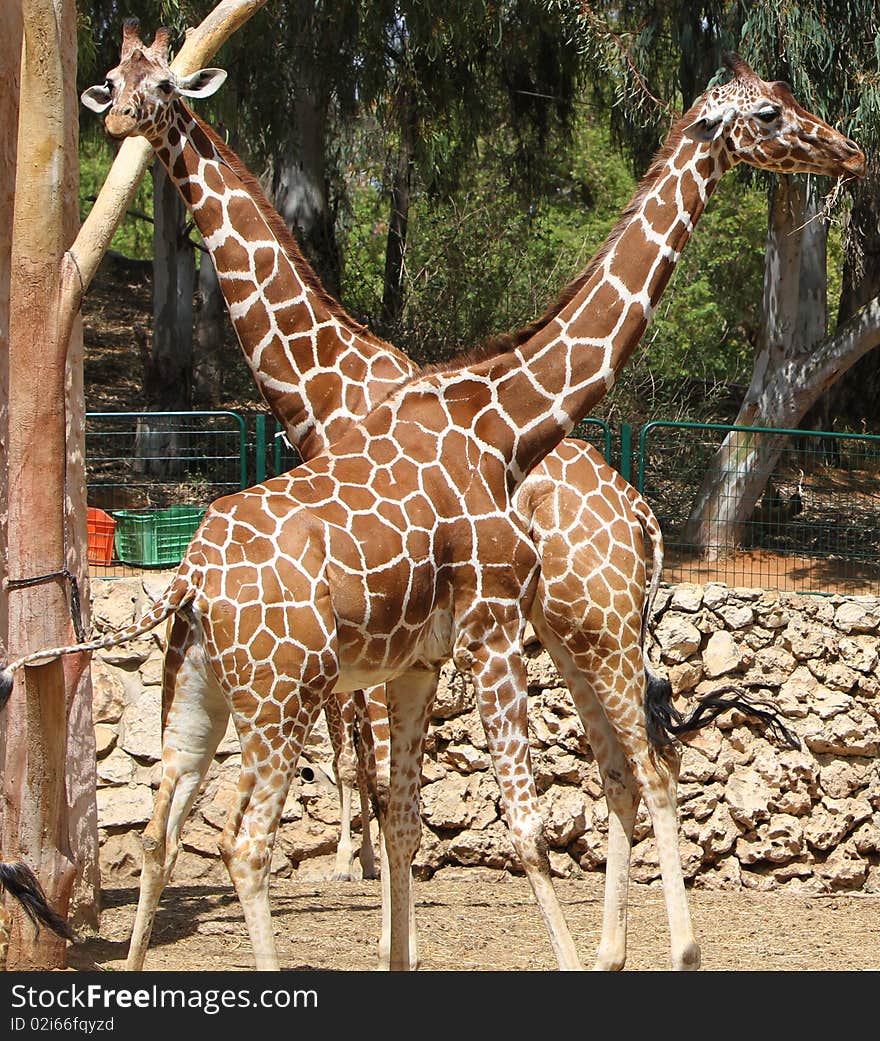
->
[842,148,867,178]
[104,111,138,139]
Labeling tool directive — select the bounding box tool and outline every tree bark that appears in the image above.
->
[192,252,226,407]
[821,168,880,423]
[380,81,417,333]
[3,0,81,969]
[272,86,340,295]
[683,178,831,556]
[136,161,195,474]
[0,0,21,680]
[0,0,268,969]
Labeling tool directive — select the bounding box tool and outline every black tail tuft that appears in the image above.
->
[0,861,75,942]
[0,667,14,711]
[645,672,800,751]
[645,668,680,747]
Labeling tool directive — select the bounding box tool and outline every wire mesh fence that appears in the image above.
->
[85,411,247,576]
[638,421,880,596]
[83,411,880,594]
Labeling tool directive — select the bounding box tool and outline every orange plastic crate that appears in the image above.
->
[87,507,116,566]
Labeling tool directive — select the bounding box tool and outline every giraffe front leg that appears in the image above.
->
[381,670,436,971]
[456,629,583,971]
[324,692,358,881]
[354,684,387,882]
[219,679,327,971]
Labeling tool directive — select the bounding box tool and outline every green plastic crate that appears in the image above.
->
[113,505,206,567]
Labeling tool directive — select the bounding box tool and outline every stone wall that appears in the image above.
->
[92,575,880,894]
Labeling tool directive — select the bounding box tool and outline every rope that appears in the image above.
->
[6,569,87,643]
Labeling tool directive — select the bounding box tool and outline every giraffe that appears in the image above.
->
[79,19,699,970]
[75,22,801,972]
[18,40,862,971]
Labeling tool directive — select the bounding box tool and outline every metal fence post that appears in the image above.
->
[619,423,632,483]
[255,414,266,486]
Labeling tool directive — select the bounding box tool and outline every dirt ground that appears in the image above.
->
[67,868,880,973]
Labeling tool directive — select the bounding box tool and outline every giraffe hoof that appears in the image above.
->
[330,871,353,882]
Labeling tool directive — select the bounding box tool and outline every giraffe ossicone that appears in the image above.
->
[8,28,863,972]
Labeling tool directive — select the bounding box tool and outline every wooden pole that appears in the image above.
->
[3,0,78,969]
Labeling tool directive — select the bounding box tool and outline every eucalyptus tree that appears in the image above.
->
[683,0,880,554]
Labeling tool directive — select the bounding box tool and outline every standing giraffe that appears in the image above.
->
[80,19,709,971]
[77,22,800,972]
[15,41,863,971]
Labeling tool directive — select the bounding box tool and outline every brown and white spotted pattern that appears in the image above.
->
[35,34,862,971]
[81,20,677,971]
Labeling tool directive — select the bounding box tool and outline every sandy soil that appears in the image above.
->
[66,868,880,973]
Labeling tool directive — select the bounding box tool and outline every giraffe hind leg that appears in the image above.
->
[553,640,700,971]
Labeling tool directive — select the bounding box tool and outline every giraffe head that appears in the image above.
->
[683,52,865,179]
[81,18,226,140]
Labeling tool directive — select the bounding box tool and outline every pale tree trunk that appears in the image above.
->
[3,0,82,968]
[136,161,195,475]
[821,168,880,423]
[60,3,99,929]
[271,87,340,295]
[192,252,226,406]
[684,177,830,557]
[0,0,267,970]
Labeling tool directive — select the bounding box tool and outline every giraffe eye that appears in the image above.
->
[755,106,781,123]
[156,79,174,94]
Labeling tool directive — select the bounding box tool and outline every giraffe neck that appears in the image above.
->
[148,104,417,461]
[473,130,730,482]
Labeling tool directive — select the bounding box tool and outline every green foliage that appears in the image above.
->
[641,176,767,382]
[79,137,155,259]
[340,108,635,364]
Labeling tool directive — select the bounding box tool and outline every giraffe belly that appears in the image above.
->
[333,603,455,693]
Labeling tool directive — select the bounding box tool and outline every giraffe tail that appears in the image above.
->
[0,575,194,709]
[624,485,801,752]
[646,680,800,751]
[623,480,672,708]
[0,860,74,942]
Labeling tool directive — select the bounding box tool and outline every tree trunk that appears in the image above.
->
[820,169,880,424]
[683,178,828,556]
[192,253,226,407]
[271,86,340,295]
[3,0,82,969]
[0,0,20,677]
[380,82,416,333]
[136,160,195,475]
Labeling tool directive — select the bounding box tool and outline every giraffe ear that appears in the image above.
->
[81,84,113,113]
[176,68,227,99]
[683,107,733,143]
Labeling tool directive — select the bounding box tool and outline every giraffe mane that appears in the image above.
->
[186,107,396,352]
[424,94,711,376]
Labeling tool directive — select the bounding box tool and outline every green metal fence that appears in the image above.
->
[85,411,247,575]
[84,411,880,594]
[257,415,613,480]
[637,421,880,596]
